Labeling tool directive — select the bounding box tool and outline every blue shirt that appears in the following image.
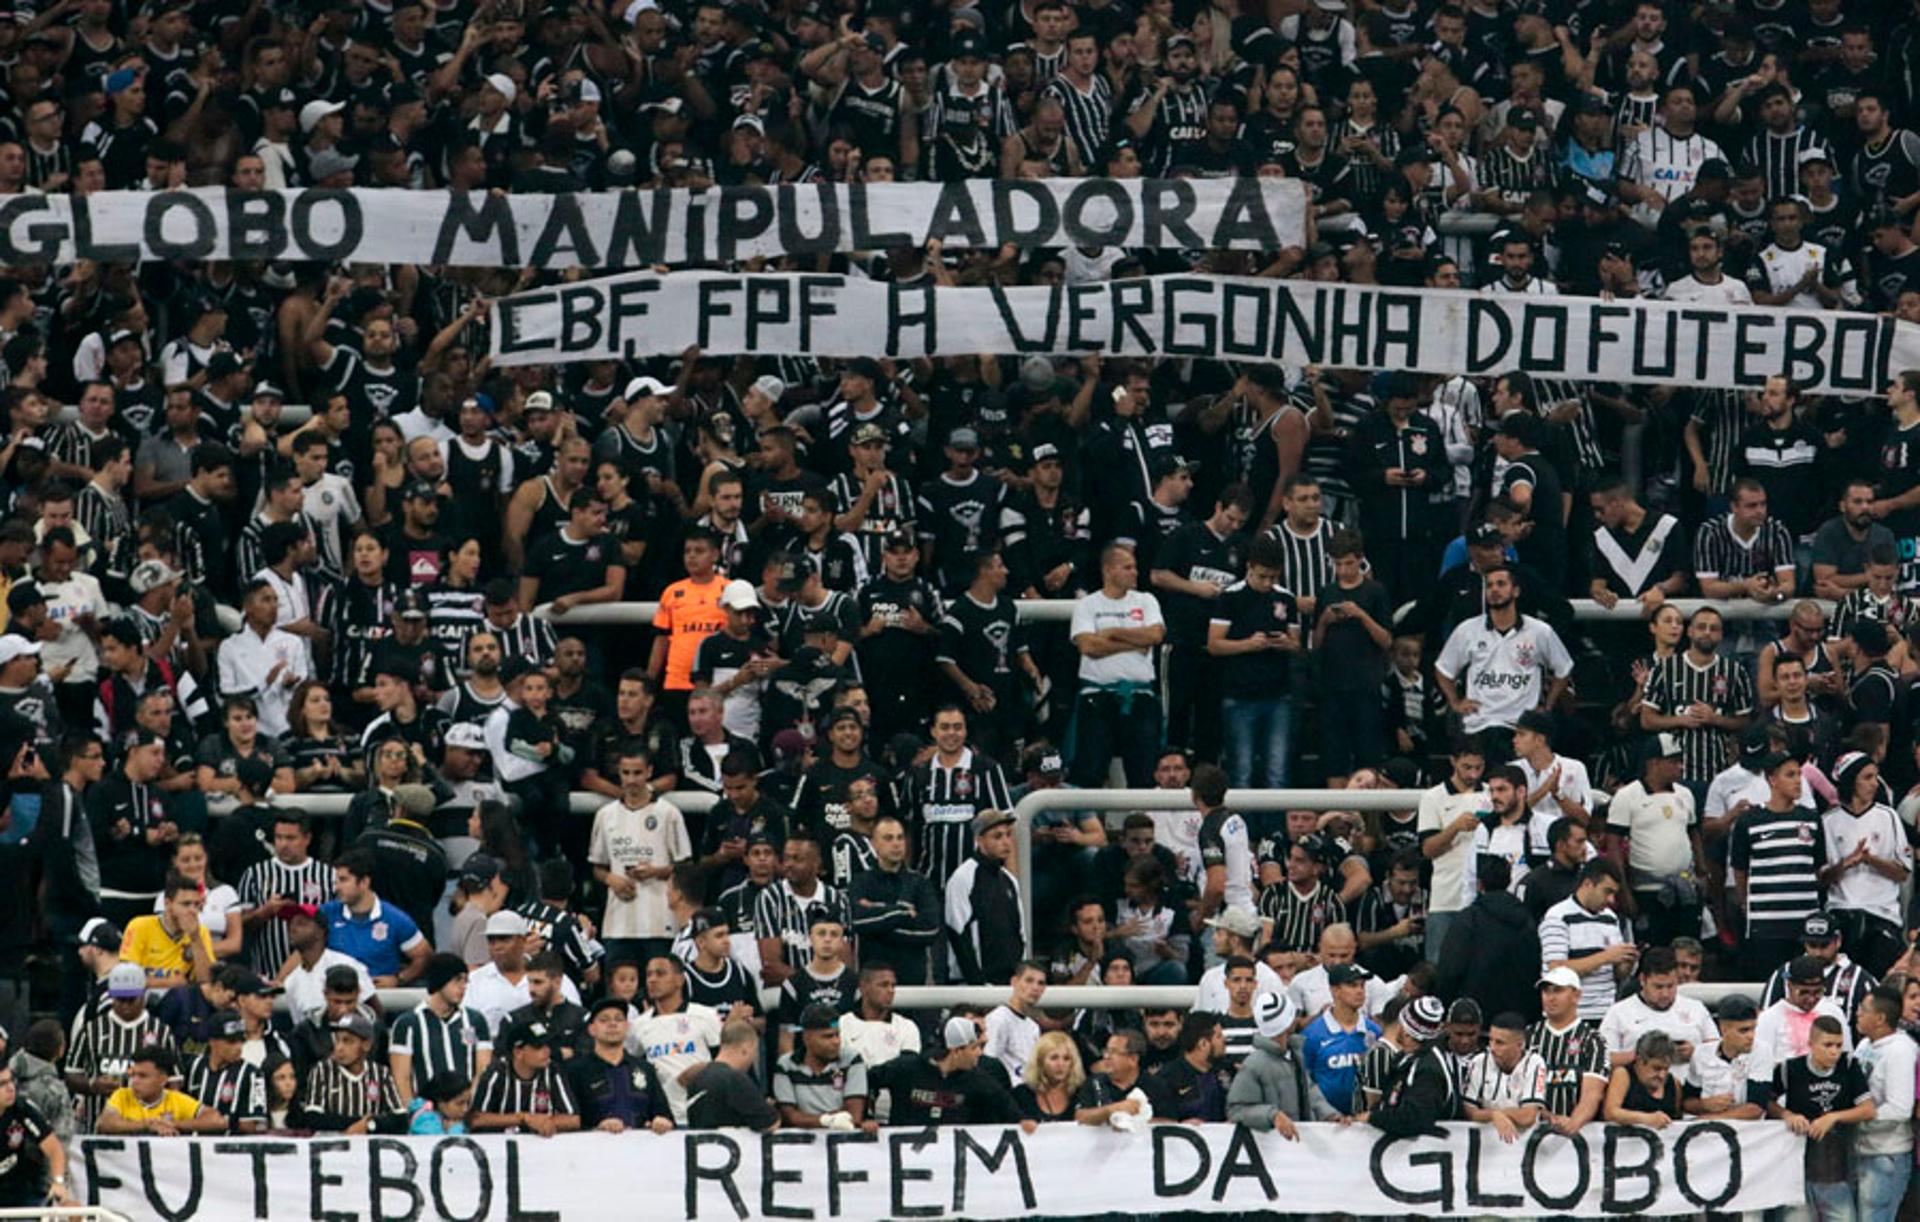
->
[318,897,423,978]
[1438,536,1518,575]
[1300,1010,1382,1114]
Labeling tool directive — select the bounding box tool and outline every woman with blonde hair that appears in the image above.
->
[1014,1031,1086,1129]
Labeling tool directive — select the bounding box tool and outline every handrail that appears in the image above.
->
[257,790,719,818]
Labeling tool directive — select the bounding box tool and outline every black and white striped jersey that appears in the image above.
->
[1642,651,1755,782]
[1041,73,1114,166]
[235,855,334,976]
[390,1003,494,1087]
[1524,1017,1607,1116]
[299,1058,403,1124]
[1258,880,1347,954]
[755,879,851,972]
[902,748,1013,889]
[1693,514,1796,588]
[473,1060,578,1118]
[70,1009,175,1131]
[1746,126,1830,200]
[1728,805,1827,939]
[1538,898,1627,1020]
[183,1055,266,1130]
[1265,518,1334,609]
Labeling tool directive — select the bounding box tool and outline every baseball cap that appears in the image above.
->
[207,350,246,380]
[1787,954,1827,983]
[522,390,555,414]
[947,426,981,450]
[1507,106,1539,130]
[773,552,815,595]
[1715,994,1758,1022]
[1030,442,1062,464]
[1802,913,1840,944]
[687,907,726,937]
[1165,32,1196,50]
[1150,453,1195,482]
[1328,963,1374,986]
[309,149,360,181]
[5,582,42,612]
[299,99,344,133]
[972,810,1014,837]
[625,375,670,400]
[1797,147,1833,167]
[750,374,786,403]
[228,972,284,997]
[445,722,487,752]
[718,579,761,611]
[458,854,502,890]
[1537,966,1581,990]
[850,421,889,447]
[0,637,40,666]
[942,1016,980,1049]
[799,1003,840,1031]
[1400,995,1445,1042]
[106,962,148,998]
[484,73,518,104]
[485,910,530,938]
[277,903,320,922]
[209,1011,247,1041]
[130,559,184,594]
[332,1011,376,1042]
[79,917,122,952]
[1648,732,1684,760]
[1467,522,1505,548]
[1253,990,1297,1038]
[589,995,631,1021]
[402,479,440,503]
[1205,908,1262,939]
[503,1020,550,1050]
[394,588,429,619]
[882,527,918,552]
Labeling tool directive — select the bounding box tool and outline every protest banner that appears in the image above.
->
[0,178,1306,267]
[486,271,1919,395]
[77,1120,1803,1220]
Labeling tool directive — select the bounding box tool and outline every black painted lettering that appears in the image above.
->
[744,279,793,353]
[1375,291,1422,369]
[1219,282,1270,357]
[953,1128,1035,1214]
[1466,298,1513,373]
[1274,285,1327,363]
[887,1129,941,1218]
[776,184,842,255]
[1782,315,1829,388]
[1060,178,1133,247]
[989,180,1061,247]
[1731,312,1772,385]
[1152,1125,1211,1198]
[685,196,708,263]
[1672,1122,1741,1209]
[697,281,741,350]
[987,282,1061,352]
[0,195,56,263]
[72,195,138,262]
[716,187,776,263]
[1585,304,1632,376]
[1368,1134,1453,1210]
[308,1139,355,1222]
[685,1133,749,1221]
[1520,1126,1589,1211]
[558,284,607,355]
[137,1140,203,1222]
[1601,1125,1661,1212]
[924,182,987,247]
[1210,1124,1278,1202]
[366,1138,423,1222]
[506,1140,559,1222]
[1163,277,1217,356]
[1463,1125,1523,1208]
[825,1131,877,1216]
[887,282,937,357]
[431,190,518,264]
[760,1131,814,1220]
[1141,179,1203,248]
[798,275,841,352]
[1680,309,1728,381]
[1210,177,1283,248]
[1830,315,1884,393]
[289,190,361,261]
[1329,287,1372,365]
[528,194,601,268]
[494,292,558,357]
[1518,304,1569,373]
[224,190,285,261]
[1066,283,1107,351]
[144,192,218,259]
[1872,315,1898,393]
[608,277,662,355]
[605,190,671,265]
[429,1138,492,1222]
[1109,279,1157,353]
[82,1138,125,1207]
[849,183,913,249]
[1630,303,1678,378]
[214,1139,298,1220]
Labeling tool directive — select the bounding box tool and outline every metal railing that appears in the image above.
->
[0,1210,134,1222]
[272,790,719,818]
[536,597,1819,627]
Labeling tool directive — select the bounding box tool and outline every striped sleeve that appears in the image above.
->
[1538,911,1570,969]
[1692,520,1724,579]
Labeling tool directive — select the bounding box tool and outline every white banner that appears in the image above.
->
[76,1120,1802,1220]
[487,271,1920,394]
[0,178,1305,268]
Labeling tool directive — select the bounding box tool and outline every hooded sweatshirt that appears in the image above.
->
[1226,1034,1336,1130]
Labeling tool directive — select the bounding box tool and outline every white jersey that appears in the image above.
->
[1460,1048,1549,1110]
[1823,802,1910,924]
[1515,753,1593,858]
[1151,805,1206,886]
[1682,1038,1750,1101]
[1622,126,1725,220]
[1598,993,1717,1059]
[1068,589,1163,686]
[629,1003,723,1124]
[1662,274,1754,305]
[1418,782,1490,914]
[1750,241,1858,310]
[301,472,361,578]
[589,798,692,939]
[1435,614,1574,734]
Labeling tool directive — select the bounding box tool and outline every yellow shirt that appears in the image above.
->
[104,1087,202,1124]
[119,915,215,978]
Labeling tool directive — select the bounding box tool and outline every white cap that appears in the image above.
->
[718,579,761,611]
[942,1016,980,1048]
[485,73,518,104]
[1538,966,1582,990]
[575,79,602,103]
[625,375,670,400]
[1253,990,1297,1038]
[444,723,487,751]
[523,390,554,413]
[0,636,41,666]
[485,910,530,938]
[622,0,658,22]
[751,374,786,403]
[299,99,344,134]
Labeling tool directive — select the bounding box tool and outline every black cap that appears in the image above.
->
[687,907,727,937]
[1802,913,1839,944]
[504,1020,552,1050]
[1507,106,1539,130]
[233,755,275,796]
[5,582,42,612]
[394,587,429,619]
[1786,954,1827,984]
[882,527,918,552]
[774,552,816,595]
[402,479,441,503]
[588,995,631,1021]
[209,1010,247,1041]
[1468,522,1505,548]
[1150,453,1195,482]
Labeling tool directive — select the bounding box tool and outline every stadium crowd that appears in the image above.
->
[5,0,1920,1213]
